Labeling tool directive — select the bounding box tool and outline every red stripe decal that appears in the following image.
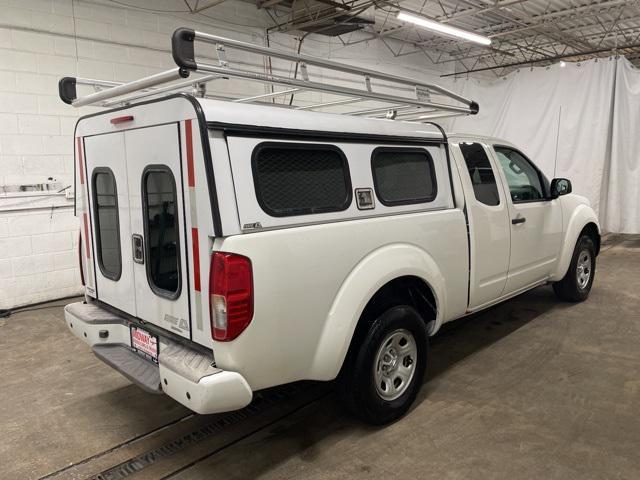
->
[77,137,84,185]
[83,213,90,258]
[185,119,195,187]
[191,227,201,292]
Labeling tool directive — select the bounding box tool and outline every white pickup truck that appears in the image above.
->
[61,29,600,425]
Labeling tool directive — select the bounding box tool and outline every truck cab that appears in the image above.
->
[450,135,599,309]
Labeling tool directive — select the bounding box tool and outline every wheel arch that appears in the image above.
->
[581,221,600,256]
[552,202,600,281]
[308,243,446,381]
[358,275,438,335]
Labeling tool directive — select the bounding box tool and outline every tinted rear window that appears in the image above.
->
[93,168,121,280]
[371,148,437,206]
[252,143,351,217]
[143,167,181,297]
[459,142,500,206]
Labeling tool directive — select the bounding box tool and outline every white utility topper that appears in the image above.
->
[61,28,600,424]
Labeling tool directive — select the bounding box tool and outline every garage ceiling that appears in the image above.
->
[128,1,640,77]
[229,0,640,77]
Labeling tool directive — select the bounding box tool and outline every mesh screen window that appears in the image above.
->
[252,143,351,217]
[371,148,437,206]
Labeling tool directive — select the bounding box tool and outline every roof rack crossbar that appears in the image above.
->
[233,88,300,102]
[60,27,480,122]
[69,68,189,107]
[294,97,364,111]
[100,74,223,107]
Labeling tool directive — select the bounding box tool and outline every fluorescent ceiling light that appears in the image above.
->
[397,12,492,46]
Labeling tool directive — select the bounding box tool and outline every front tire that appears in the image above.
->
[553,234,596,302]
[338,305,427,425]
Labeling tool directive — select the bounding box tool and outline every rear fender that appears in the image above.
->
[308,243,445,380]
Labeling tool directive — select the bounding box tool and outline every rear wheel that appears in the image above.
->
[553,234,596,302]
[338,305,427,425]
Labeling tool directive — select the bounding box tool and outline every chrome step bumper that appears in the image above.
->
[64,302,253,414]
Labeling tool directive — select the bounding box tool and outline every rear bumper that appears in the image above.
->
[64,301,252,414]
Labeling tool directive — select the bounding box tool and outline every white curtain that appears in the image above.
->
[604,58,640,233]
[443,57,639,233]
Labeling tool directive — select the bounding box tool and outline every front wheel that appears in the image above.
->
[553,234,596,302]
[338,305,427,425]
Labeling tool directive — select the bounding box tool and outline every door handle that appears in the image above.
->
[512,216,526,225]
[132,234,144,264]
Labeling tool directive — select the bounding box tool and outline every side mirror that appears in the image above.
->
[550,178,572,199]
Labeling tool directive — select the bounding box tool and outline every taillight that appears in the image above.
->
[78,231,85,286]
[209,252,253,341]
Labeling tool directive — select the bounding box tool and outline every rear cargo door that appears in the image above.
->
[125,124,191,338]
[84,132,136,314]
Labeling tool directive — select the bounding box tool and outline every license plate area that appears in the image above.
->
[130,326,159,363]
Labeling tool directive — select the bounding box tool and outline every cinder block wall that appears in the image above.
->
[0,0,451,309]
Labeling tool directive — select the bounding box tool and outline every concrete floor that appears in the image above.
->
[2,234,639,480]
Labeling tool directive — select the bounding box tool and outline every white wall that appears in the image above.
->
[0,0,452,309]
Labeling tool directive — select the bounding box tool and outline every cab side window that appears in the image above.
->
[494,146,544,203]
[459,142,500,206]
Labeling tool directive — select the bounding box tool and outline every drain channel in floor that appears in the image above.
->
[85,382,327,480]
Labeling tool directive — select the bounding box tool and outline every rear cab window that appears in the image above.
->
[459,142,500,206]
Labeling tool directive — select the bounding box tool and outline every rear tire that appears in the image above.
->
[338,305,427,425]
[553,234,596,302]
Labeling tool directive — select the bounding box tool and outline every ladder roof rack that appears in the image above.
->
[59,28,479,123]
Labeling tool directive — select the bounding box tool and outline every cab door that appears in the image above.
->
[452,141,511,309]
[491,145,563,293]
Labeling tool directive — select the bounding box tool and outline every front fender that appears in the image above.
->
[308,243,446,381]
[551,200,600,281]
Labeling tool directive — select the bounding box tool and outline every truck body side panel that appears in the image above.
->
[212,209,468,390]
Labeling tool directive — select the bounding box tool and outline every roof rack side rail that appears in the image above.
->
[177,62,473,114]
[172,28,477,112]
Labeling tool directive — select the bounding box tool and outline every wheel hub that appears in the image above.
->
[374,329,418,401]
[576,249,592,289]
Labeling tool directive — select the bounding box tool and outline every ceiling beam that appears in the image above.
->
[441,42,638,76]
